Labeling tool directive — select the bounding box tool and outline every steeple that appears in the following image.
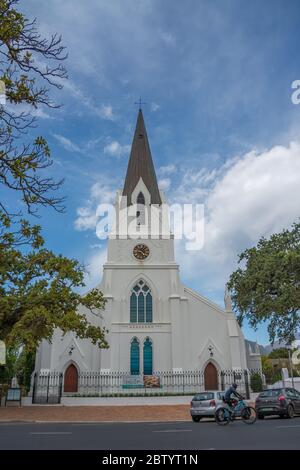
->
[122,109,162,205]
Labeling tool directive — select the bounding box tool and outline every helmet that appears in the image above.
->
[232,383,238,389]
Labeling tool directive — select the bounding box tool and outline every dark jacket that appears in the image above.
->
[224,386,242,402]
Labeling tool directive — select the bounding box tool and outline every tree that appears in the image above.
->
[250,373,263,392]
[261,355,273,377]
[228,222,300,345]
[0,1,108,354]
[0,0,67,215]
[0,217,108,352]
[268,348,290,359]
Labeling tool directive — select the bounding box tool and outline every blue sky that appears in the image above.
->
[11,0,300,345]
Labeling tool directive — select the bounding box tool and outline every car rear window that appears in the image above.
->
[217,392,225,400]
[193,392,214,401]
[258,389,281,398]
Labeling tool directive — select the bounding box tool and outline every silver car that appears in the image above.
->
[190,391,225,421]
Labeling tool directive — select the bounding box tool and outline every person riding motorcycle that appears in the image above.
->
[223,383,243,408]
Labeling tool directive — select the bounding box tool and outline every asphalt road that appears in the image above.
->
[0,417,300,450]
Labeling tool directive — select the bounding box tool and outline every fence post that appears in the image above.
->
[32,372,37,404]
[220,371,225,391]
[46,373,50,403]
[58,373,63,404]
[244,370,250,399]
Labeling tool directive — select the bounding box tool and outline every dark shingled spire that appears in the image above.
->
[122,109,162,205]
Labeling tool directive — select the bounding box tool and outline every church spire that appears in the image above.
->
[122,109,162,205]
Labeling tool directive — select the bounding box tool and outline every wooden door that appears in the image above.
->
[204,362,218,390]
[64,364,78,392]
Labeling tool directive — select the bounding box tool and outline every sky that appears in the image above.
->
[8,0,300,345]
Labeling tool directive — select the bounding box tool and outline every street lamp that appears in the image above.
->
[287,344,295,389]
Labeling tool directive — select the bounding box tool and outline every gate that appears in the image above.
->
[32,371,63,404]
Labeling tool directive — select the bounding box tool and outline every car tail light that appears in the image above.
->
[210,399,216,406]
[190,401,193,406]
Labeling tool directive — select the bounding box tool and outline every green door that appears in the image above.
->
[130,339,140,375]
[143,338,153,375]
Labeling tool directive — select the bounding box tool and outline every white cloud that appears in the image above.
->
[32,108,52,119]
[158,164,177,176]
[99,104,115,121]
[104,141,130,157]
[62,80,116,120]
[53,133,81,152]
[158,178,171,191]
[173,141,300,291]
[160,31,176,46]
[74,178,116,231]
[83,247,107,291]
[151,102,161,112]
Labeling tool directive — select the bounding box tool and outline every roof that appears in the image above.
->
[122,109,162,205]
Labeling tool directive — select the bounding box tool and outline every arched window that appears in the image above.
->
[130,280,153,323]
[143,337,153,375]
[137,192,145,205]
[136,192,145,225]
[130,338,140,375]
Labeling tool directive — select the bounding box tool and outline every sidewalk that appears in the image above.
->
[0,404,191,423]
[0,399,255,423]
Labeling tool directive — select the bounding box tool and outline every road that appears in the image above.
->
[0,417,300,450]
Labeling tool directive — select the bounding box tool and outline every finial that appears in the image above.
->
[224,286,233,312]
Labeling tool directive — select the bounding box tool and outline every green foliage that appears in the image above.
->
[228,222,300,345]
[271,370,282,384]
[250,373,263,392]
[268,348,290,359]
[0,218,108,352]
[261,355,273,378]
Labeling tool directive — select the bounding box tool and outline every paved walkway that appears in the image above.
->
[0,404,191,423]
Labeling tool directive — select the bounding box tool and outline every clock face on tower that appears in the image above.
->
[133,244,150,260]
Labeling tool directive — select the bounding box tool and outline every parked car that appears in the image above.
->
[255,387,300,419]
[190,391,225,422]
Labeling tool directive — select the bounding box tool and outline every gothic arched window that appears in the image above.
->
[137,192,145,205]
[130,280,153,323]
[130,338,140,375]
[143,337,153,375]
[136,192,145,225]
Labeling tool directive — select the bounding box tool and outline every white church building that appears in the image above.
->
[35,109,261,394]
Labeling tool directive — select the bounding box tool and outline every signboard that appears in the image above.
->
[123,375,144,386]
[122,374,144,388]
[144,375,160,388]
[0,341,5,365]
[5,388,22,406]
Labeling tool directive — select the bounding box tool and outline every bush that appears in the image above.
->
[250,373,263,392]
[271,370,282,384]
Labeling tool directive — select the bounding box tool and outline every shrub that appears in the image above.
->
[250,373,263,392]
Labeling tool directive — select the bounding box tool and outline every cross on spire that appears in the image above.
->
[134,97,146,110]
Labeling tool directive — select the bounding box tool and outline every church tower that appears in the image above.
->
[99,108,183,374]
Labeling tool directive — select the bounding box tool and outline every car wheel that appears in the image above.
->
[192,416,201,422]
[258,414,264,420]
[286,405,294,419]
